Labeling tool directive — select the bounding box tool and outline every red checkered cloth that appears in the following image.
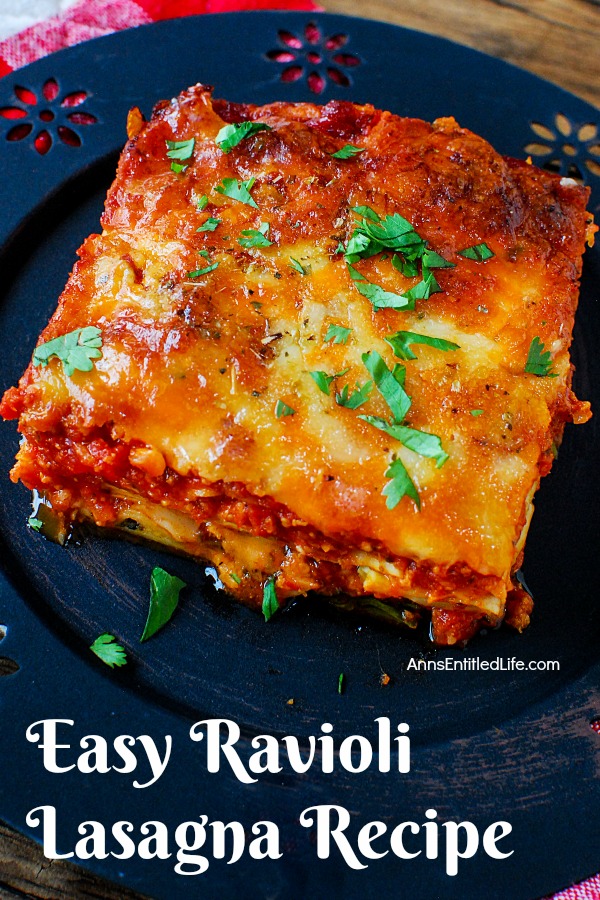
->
[0,0,320,78]
[0,2,598,898]
[546,877,600,899]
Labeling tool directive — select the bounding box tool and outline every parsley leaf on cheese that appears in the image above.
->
[166,138,195,173]
[330,144,365,159]
[275,399,295,418]
[262,576,279,622]
[458,242,495,261]
[187,262,219,277]
[215,177,258,208]
[140,567,186,642]
[216,121,271,153]
[239,222,272,248]
[90,633,127,668]
[524,336,558,377]
[196,217,220,233]
[385,330,460,360]
[361,350,411,423]
[422,247,456,269]
[391,253,419,278]
[309,369,349,395]
[350,205,381,222]
[324,324,352,345]
[289,257,308,275]
[361,417,449,467]
[383,457,421,510]
[347,263,412,310]
[335,380,373,410]
[33,326,102,377]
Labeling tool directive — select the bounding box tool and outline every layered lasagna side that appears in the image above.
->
[1,85,593,644]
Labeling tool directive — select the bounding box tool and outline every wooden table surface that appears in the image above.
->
[1,0,598,897]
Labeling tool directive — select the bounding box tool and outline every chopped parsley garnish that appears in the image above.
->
[338,672,346,694]
[347,263,411,310]
[289,257,307,275]
[330,144,365,159]
[358,349,448,509]
[215,121,271,153]
[230,573,242,585]
[239,222,272,248]
[335,380,373,410]
[324,324,352,345]
[470,409,484,416]
[32,326,102,377]
[166,137,195,173]
[458,242,495,261]
[90,634,127,668]
[383,457,420,510]
[309,369,349,396]
[196,217,220,233]
[361,351,411,423]
[275,399,295,418]
[341,206,453,309]
[187,262,219,277]
[524,336,557,377]
[423,247,455,269]
[262,576,279,622]
[215,176,258,208]
[140,567,186,642]
[391,253,419,278]
[27,515,43,532]
[360,417,449,467]
[385,330,460,360]
[350,205,380,222]
[197,195,209,210]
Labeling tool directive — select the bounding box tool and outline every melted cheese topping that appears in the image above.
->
[2,86,593,631]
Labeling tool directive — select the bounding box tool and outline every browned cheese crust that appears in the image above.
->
[1,85,594,644]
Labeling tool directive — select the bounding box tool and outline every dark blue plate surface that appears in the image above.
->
[1,13,599,899]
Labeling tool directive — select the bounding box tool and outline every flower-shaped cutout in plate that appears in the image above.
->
[524,113,600,183]
[266,20,361,94]
[0,78,97,155]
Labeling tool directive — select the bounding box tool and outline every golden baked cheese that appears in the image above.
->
[1,85,594,644]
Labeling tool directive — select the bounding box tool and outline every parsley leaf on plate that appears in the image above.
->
[33,326,102,377]
[262,576,279,622]
[90,633,127,668]
[140,567,186,642]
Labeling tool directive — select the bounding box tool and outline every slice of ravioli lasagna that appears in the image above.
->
[1,85,593,644]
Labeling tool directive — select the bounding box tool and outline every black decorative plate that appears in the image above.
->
[1,13,599,899]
